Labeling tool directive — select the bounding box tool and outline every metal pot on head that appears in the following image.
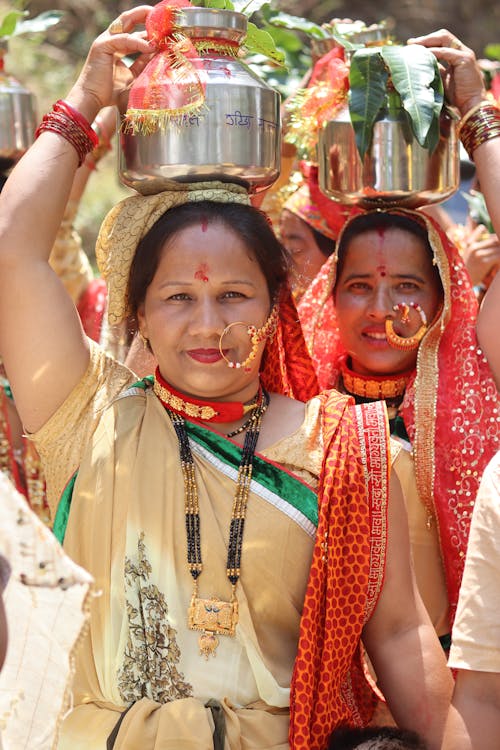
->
[118,8,281,195]
[318,98,459,209]
[0,42,37,173]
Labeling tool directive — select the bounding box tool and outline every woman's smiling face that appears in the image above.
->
[137,220,271,403]
[334,226,443,376]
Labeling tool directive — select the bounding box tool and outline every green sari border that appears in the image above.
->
[186,420,318,531]
[52,377,318,544]
[53,471,77,545]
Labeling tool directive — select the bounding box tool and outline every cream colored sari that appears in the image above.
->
[39,360,321,750]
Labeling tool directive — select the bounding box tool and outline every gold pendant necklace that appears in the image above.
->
[188,584,239,659]
[166,388,269,658]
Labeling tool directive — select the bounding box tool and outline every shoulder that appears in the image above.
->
[259,392,307,448]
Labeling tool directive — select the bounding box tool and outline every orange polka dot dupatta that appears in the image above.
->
[289,392,390,748]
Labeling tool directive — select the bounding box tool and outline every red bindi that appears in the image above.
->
[200,217,208,233]
[376,265,387,277]
[194,263,209,283]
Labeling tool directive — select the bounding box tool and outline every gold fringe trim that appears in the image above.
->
[122,101,208,135]
[193,40,240,57]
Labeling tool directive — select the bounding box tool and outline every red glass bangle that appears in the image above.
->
[35,108,97,166]
[54,99,99,148]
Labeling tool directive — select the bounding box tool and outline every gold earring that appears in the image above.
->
[385,303,428,351]
[138,331,149,350]
[218,304,279,370]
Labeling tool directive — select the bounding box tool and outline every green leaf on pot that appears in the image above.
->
[422,66,444,151]
[349,48,388,160]
[245,21,286,66]
[265,24,303,54]
[381,45,443,149]
[268,11,330,39]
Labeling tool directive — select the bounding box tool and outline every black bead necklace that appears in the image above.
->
[167,387,269,659]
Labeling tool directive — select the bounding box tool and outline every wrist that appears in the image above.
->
[458,93,489,119]
[64,87,102,127]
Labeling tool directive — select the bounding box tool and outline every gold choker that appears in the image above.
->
[341,361,412,401]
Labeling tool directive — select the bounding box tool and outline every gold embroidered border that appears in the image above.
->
[413,216,451,535]
[354,400,390,625]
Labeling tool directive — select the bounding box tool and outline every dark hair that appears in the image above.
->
[128,201,289,322]
[311,224,336,258]
[327,725,428,750]
[334,211,441,293]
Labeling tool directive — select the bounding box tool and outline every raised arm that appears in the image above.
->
[362,471,453,750]
[408,29,500,387]
[0,7,153,432]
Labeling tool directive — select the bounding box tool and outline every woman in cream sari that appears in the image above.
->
[0,5,453,749]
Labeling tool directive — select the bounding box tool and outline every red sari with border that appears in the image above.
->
[298,208,500,627]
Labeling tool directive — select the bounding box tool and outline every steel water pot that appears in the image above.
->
[0,43,37,172]
[318,100,459,209]
[118,8,281,195]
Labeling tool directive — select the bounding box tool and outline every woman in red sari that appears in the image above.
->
[299,203,499,643]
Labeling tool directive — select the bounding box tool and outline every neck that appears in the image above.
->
[153,368,262,424]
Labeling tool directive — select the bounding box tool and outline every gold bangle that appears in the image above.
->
[458,101,500,160]
[458,99,493,130]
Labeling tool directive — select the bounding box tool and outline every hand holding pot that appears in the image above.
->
[407,29,487,117]
[66,5,155,126]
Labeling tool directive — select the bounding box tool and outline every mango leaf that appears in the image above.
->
[381,45,442,148]
[422,66,444,151]
[0,10,27,39]
[265,24,303,54]
[349,49,388,160]
[328,32,360,52]
[268,11,330,39]
[245,21,286,66]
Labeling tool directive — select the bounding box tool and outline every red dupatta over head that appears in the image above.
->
[298,207,500,626]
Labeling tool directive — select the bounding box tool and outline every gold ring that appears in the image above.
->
[450,39,463,50]
[108,18,124,35]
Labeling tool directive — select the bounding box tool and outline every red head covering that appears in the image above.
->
[260,287,319,402]
[298,207,500,626]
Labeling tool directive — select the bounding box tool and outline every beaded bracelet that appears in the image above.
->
[458,100,500,161]
[35,100,98,167]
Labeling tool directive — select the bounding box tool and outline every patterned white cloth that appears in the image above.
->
[449,450,500,672]
[0,471,94,750]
